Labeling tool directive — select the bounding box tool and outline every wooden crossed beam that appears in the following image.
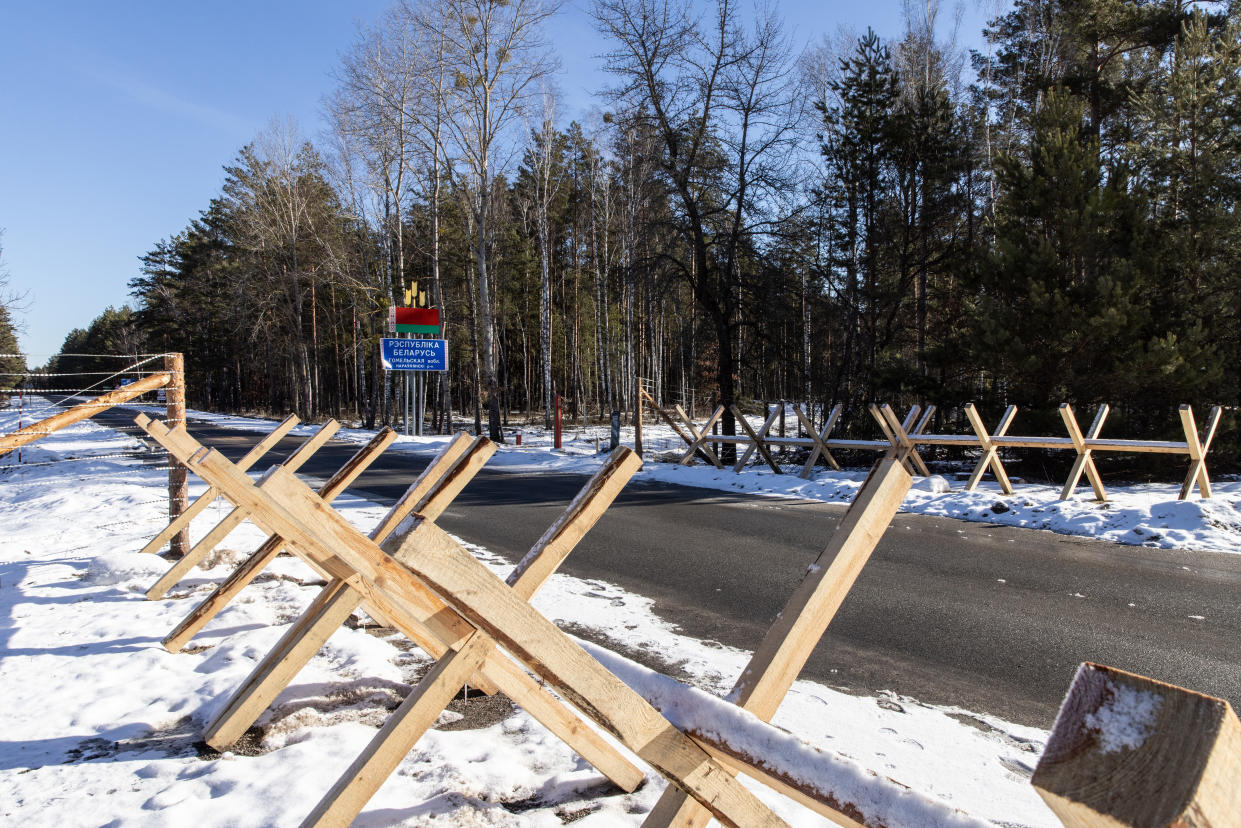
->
[870,403,933,477]
[733,404,782,473]
[1059,404,1109,501]
[144,419,345,601]
[637,387,697,447]
[138,415,792,828]
[676,403,726,468]
[302,445,647,827]
[795,403,843,477]
[138,414,300,556]
[963,403,1017,494]
[154,426,399,643]
[196,432,496,748]
[643,458,912,828]
[1179,405,1221,500]
[135,420,643,796]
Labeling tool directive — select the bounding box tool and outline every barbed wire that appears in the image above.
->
[4,369,166,378]
[0,465,175,485]
[0,352,177,359]
[1,386,162,393]
[0,451,164,469]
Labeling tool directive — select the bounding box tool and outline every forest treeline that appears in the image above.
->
[48,0,1241,460]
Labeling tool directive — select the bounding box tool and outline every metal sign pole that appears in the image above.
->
[403,331,411,437]
[415,371,423,436]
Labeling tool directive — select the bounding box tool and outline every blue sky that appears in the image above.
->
[0,0,988,358]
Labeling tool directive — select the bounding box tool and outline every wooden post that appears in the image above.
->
[634,376,643,457]
[1032,662,1241,827]
[165,353,188,557]
[553,393,562,449]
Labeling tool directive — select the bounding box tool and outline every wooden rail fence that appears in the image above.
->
[638,392,1221,502]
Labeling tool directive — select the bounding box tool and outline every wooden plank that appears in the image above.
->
[734,405,781,472]
[1083,439,1189,454]
[796,403,843,478]
[1179,405,1220,500]
[137,417,644,794]
[910,434,983,447]
[644,459,911,828]
[1032,662,1241,827]
[730,405,781,474]
[1060,405,1108,502]
[991,436,1076,449]
[160,429,463,650]
[145,422,380,601]
[0,371,172,457]
[302,448,645,827]
[676,404,725,468]
[139,414,300,556]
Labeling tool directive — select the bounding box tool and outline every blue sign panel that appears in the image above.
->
[381,338,448,372]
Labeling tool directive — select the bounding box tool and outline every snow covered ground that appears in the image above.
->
[0,399,1231,826]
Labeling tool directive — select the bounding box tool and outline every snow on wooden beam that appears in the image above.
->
[1032,662,1241,828]
[581,640,990,828]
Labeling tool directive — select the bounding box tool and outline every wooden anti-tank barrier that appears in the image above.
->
[116,411,1239,827]
[639,391,1221,502]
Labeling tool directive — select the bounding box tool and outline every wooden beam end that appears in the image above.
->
[1033,662,1241,828]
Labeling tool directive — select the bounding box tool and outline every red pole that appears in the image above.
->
[554,394,562,449]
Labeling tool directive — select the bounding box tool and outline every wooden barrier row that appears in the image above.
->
[641,395,1221,501]
[125,413,1240,827]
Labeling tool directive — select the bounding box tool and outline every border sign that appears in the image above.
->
[381,337,448,372]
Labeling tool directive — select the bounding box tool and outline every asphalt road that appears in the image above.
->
[116,412,1241,729]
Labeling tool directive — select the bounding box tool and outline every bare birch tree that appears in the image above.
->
[425,0,561,441]
[522,86,564,428]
